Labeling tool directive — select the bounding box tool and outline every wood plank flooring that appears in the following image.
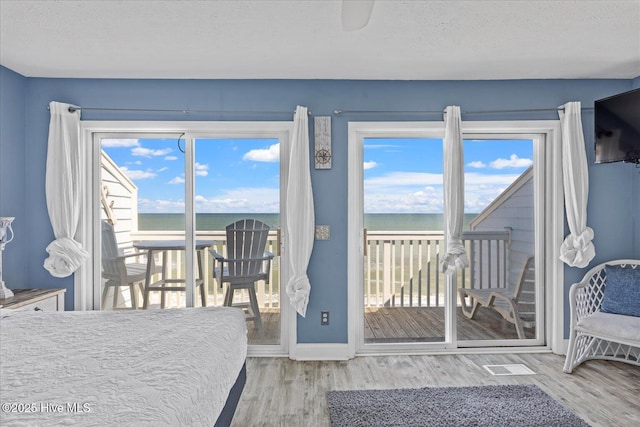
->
[232,354,640,427]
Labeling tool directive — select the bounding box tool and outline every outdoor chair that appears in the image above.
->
[458,256,536,339]
[210,219,274,336]
[101,220,160,310]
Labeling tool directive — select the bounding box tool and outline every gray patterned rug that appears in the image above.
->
[326,384,589,426]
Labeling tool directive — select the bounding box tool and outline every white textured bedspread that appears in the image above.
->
[0,307,247,426]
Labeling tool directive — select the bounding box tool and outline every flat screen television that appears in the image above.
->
[594,88,640,164]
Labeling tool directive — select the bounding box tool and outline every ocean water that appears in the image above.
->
[139,213,478,231]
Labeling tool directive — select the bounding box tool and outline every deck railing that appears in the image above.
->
[126,228,510,310]
[363,229,511,308]
[130,230,281,308]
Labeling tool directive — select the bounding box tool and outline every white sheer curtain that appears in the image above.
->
[285,106,315,317]
[43,102,89,277]
[558,101,595,267]
[441,106,469,274]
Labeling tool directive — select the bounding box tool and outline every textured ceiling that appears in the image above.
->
[1,0,639,80]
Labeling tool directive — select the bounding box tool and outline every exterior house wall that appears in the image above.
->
[100,151,138,251]
[470,168,534,289]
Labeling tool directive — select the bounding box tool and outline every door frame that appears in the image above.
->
[78,120,294,357]
[347,120,564,356]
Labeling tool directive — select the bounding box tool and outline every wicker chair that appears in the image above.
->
[563,259,640,373]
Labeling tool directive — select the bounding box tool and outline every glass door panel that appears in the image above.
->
[100,137,187,310]
[457,138,539,344]
[195,138,282,346]
[363,137,447,344]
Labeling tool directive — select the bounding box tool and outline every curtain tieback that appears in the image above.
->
[43,237,90,278]
[560,227,595,268]
[441,239,469,275]
[286,274,311,317]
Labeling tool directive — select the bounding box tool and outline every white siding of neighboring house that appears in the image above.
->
[101,151,138,252]
[469,167,534,289]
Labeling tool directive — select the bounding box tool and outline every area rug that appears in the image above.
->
[326,384,589,427]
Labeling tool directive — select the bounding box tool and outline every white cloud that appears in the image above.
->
[120,167,156,180]
[101,139,139,147]
[168,176,185,184]
[131,147,173,158]
[363,161,378,170]
[489,154,533,169]
[243,143,280,162]
[195,162,209,176]
[364,172,443,213]
[157,167,168,172]
[363,170,525,213]
[194,187,280,213]
[365,171,443,189]
[138,198,185,213]
[365,189,444,213]
[467,161,486,168]
[165,155,178,161]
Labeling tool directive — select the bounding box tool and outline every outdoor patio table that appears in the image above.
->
[133,240,215,309]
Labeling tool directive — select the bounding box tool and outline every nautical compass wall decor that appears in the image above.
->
[314,116,332,169]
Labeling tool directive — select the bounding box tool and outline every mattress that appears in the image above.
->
[0,307,247,426]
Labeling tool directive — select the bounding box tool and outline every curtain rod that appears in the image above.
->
[47,105,312,115]
[333,106,594,115]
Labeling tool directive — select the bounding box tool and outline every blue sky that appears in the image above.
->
[364,138,533,213]
[102,137,532,214]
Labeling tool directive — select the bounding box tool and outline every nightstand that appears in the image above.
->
[0,288,66,311]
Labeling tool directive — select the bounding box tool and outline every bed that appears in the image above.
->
[0,306,247,426]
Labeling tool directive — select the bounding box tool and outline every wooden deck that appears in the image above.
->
[246,305,534,345]
[247,308,281,345]
[365,306,535,342]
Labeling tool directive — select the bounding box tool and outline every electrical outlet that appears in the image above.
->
[321,310,329,325]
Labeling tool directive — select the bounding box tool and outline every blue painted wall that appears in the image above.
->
[0,67,27,288]
[1,65,638,342]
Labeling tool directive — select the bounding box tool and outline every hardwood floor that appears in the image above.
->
[232,354,640,427]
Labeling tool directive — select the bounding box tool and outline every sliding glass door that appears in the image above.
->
[90,121,292,354]
[349,122,548,355]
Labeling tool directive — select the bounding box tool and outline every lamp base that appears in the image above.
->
[0,281,14,299]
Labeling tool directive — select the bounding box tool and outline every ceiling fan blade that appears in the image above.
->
[341,0,375,31]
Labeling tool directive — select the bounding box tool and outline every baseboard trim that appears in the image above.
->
[291,343,354,361]
[559,338,569,356]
